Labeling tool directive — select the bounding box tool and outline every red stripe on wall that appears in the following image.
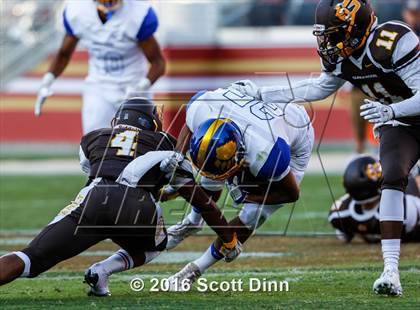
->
[0,108,353,143]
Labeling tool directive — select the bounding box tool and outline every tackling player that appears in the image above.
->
[160,84,315,289]
[34,0,166,134]
[0,99,241,295]
[233,0,419,296]
[329,156,420,243]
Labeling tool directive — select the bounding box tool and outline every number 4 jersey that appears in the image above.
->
[323,21,420,125]
[79,125,176,197]
[186,88,315,184]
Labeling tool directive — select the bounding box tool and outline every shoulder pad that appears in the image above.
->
[369,21,412,70]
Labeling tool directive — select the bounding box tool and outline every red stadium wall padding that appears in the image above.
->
[0,112,82,142]
[0,108,353,143]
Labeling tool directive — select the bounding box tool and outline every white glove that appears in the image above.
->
[34,72,55,116]
[160,152,185,174]
[229,80,261,99]
[360,99,395,123]
[125,77,151,98]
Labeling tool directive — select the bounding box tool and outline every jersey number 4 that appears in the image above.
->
[110,130,138,157]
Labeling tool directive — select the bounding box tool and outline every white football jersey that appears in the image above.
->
[186,88,314,183]
[64,0,157,84]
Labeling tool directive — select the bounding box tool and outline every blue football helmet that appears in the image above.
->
[189,118,245,181]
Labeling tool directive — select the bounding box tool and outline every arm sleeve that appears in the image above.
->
[259,72,346,104]
[390,33,420,118]
[136,7,158,41]
[63,8,76,37]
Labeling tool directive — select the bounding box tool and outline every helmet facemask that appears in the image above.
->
[313,0,376,65]
[313,23,362,65]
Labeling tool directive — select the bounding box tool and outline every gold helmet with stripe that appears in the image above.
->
[313,0,377,64]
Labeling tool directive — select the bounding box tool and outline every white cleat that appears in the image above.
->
[166,262,202,292]
[373,268,403,297]
[166,218,203,250]
[84,263,111,297]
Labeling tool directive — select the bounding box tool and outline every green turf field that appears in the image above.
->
[1,174,419,309]
[0,174,344,234]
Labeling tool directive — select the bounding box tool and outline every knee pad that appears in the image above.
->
[239,203,284,230]
[13,251,31,278]
[379,189,404,222]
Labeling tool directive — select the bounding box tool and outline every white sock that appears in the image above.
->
[381,239,400,271]
[193,244,223,274]
[187,207,203,225]
[95,249,134,275]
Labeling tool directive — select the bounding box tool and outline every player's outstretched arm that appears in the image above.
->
[138,36,166,86]
[48,34,79,79]
[245,171,300,205]
[34,35,79,116]
[177,181,235,244]
[259,72,346,104]
[232,72,345,104]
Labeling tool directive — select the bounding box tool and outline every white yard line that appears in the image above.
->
[12,267,420,282]
[0,250,292,264]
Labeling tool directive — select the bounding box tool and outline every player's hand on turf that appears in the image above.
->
[229,80,261,99]
[360,99,395,123]
[125,77,151,98]
[34,73,55,117]
[219,233,242,263]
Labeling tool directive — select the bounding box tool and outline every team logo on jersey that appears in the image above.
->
[335,0,361,23]
[365,162,382,181]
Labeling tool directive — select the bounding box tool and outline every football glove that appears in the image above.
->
[218,233,242,263]
[229,80,261,99]
[227,176,247,205]
[125,77,151,98]
[160,152,194,189]
[360,99,395,124]
[34,72,55,117]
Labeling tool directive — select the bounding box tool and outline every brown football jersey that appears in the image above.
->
[323,21,420,125]
[80,125,176,195]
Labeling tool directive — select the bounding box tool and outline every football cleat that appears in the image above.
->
[373,267,403,297]
[166,218,204,250]
[84,263,111,297]
[166,262,202,292]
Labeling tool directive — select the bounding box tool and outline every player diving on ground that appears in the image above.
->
[232,0,420,296]
[329,156,420,243]
[0,98,241,296]
[92,83,315,291]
